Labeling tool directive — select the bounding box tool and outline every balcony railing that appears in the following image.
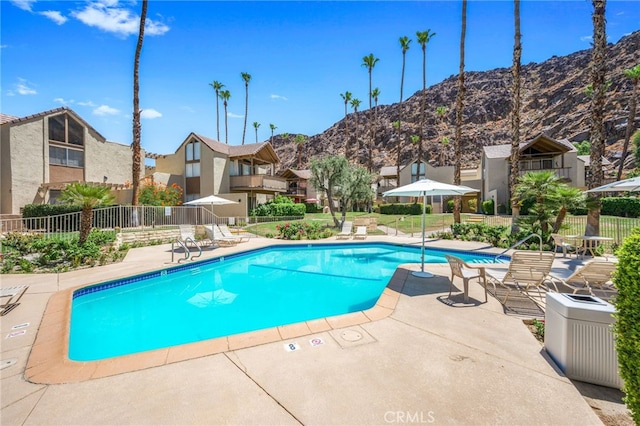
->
[230,175,287,192]
[518,166,572,180]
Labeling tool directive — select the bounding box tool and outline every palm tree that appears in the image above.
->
[219,90,231,144]
[453,0,467,224]
[241,72,251,145]
[397,36,412,184]
[340,91,352,157]
[370,87,381,173]
[253,122,260,143]
[131,0,147,206]
[514,171,562,236]
[440,137,450,166]
[210,81,224,141]
[60,183,114,245]
[416,29,436,180]
[510,0,522,233]
[269,123,277,143]
[294,134,307,169]
[586,0,607,237]
[350,97,362,161]
[552,186,586,233]
[362,54,379,172]
[617,64,640,180]
[436,106,449,166]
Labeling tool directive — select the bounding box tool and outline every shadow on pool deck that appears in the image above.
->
[0,236,630,425]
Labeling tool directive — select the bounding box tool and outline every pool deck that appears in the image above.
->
[1,235,629,425]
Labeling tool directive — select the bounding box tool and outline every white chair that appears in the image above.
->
[551,233,575,258]
[336,221,353,239]
[445,255,487,303]
[550,260,617,301]
[353,226,368,240]
[218,224,249,243]
[204,225,238,247]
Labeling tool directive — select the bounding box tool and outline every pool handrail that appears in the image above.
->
[492,233,542,263]
[172,239,191,263]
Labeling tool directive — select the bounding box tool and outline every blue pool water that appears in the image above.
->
[70,242,504,361]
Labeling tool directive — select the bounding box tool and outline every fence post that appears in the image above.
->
[616,217,621,246]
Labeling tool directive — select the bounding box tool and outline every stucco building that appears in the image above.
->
[1,107,140,215]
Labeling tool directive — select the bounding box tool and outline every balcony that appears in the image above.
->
[518,164,572,181]
[230,175,287,192]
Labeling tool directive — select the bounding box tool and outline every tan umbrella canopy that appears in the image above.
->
[383,179,479,278]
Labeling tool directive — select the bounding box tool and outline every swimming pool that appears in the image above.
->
[70,242,504,361]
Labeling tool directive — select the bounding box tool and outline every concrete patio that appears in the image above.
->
[0,236,628,425]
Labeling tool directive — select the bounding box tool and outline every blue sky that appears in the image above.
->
[2,1,639,157]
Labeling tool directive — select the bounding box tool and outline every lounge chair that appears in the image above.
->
[336,221,353,239]
[484,250,557,304]
[179,224,208,248]
[204,225,238,247]
[1,285,29,316]
[551,260,617,301]
[353,226,368,240]
[218,224,250,243]
[445,255,487,303]
[551,233,575,258]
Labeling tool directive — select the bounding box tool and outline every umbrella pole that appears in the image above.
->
[412,193,433,278]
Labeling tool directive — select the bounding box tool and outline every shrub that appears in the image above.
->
[275,222,326,240]
[481,199,495,215]
[613,227,640,423]
[379,203,430,215]
[601,197,640,218]
[251,196,306,217]
[138,181,183,206]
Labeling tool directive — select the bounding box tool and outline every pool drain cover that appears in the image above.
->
[1,358,18,370]
[341,330,363,342]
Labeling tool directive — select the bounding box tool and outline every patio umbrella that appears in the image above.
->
[184,194,238,229]
[586,176,640,193]
[383,179,479,278]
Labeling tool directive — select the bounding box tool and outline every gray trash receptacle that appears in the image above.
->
[544,292,622,389]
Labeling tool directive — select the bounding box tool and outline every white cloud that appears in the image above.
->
[77,100,97,107]
[11,0,35,12]
[580,35,593,42]
[93,105,120,116]
[13,78,37,95]
[141,109,162,119]
[270,94,288,101]
[227,112,244,118]
[71,1,169,38]
[39,10,68,25]
[54,97,73,105]
[180,105,196,113]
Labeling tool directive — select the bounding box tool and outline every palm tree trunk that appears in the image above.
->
[453,0,467,224]
[617,78,637,180]
[397,55,406,187]
[344,102,350,160]
[80,206,93,245]
[131,0,147,206]
[510,0,522,233]
[419,47,426,180]
[224,103,229,144]
[242,83,249,145]
[215,89,220,141]
[586,0,607,236]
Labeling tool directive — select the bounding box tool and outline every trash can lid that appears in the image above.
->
[546,293,615,323]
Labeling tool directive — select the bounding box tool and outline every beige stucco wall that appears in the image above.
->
[482,156,510,209]
[2,119,47,214]
[155,151,186,193]
[1,125,12,214]
[85,138,141,185]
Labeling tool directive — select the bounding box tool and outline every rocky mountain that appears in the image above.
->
[272,30,640,175]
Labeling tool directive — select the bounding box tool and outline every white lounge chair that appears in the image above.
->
[336,221,353,239]
[353,226,368,240]
[551,233,575,258]
[218,224,249,243]
[550,260,617,301]
[1,285,29,316]
[204,225,238,247]
[484,250,557,304]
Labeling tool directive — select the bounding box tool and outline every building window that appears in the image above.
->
[411,162,425,182]
[49,146,84,168]
[48,114,84,146]
[185,141,200,177]
[185,193,200,202]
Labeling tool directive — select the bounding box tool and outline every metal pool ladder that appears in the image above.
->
[171,237,202,263]
[493,233,542,263]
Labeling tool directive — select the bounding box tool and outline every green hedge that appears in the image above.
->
[600,197,640,218]
[22,204,82,218]
[379,203,430,215]
[482,199,495,215]
[251,202,306,217]
[613,227,640,423]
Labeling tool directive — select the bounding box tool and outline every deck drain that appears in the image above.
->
[340,330,363,342]
[1,358,17,370]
